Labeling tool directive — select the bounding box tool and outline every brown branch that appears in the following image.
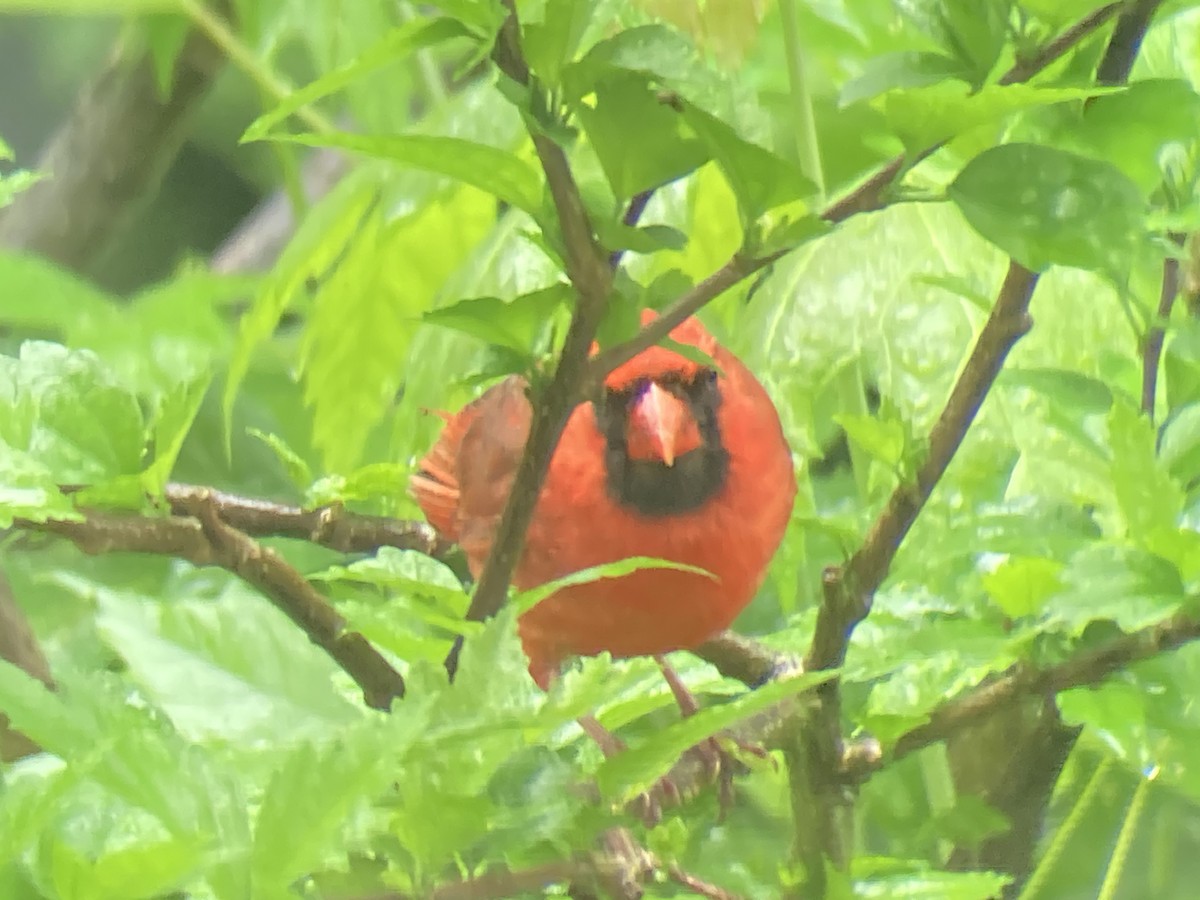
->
[695,632,798,687]
[162,483,451,558]
[882,608,1200,769]
[1142,233,1185,418]
[0,573,54,762]
[999,2,1125,85]
[807,261,1038,672]
[0,21,226,272]
[449,2,614,671]
[19,495,406,711]
[1095,0,1165,85]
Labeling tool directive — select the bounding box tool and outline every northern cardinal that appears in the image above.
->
[410,311,796,688]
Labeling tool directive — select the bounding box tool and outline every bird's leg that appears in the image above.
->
[653,655,769,818]
[577,714,678,826]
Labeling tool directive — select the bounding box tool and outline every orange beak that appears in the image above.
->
[633,382,687,467]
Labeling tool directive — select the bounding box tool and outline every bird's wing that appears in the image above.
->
[410,376,531,550]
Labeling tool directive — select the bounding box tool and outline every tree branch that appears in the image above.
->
[999,2,1125,86]
[448,2,614,672]
[18,494,407,711]
[162,483,452,558]
[807,261,1038,672]
[0,573,54,762]
[882,608,1200,769]
[0,19,226,272]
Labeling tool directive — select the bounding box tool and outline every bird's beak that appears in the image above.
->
[633,382,686,467]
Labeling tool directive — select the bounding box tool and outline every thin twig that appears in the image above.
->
[999,2,1125,85]
[879,608,1200,770]
[807,261,1038,672]
[19,496,407,710]
[1142,233,1185,419]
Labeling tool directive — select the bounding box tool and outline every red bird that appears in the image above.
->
[411,312,795,688]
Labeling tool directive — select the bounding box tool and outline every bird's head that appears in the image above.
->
[593,314,729,516]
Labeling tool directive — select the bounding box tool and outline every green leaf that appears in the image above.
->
[512,556,717,616]
[269,131,542,215]
[0,342,145,484]
[1070,79,1200,194]
[246,428,313,489]
[948,143,1146,275]
[840,51,965,107]
[680,102,814,222]
[312,547,468,620]
[563,23,708,99]
[424,0,506,36]
[833,412,906,468]
[576,71,709,200]
[299,184,494,471]
[852,857,1010,899]
[93,584,362,744]
[520,0,595,85]
[0,252,115,335]
[0,169,42,208]
[1047,544,1184,636]
[423,285,567,354]
[252,715,427,888]
[0,444,80,526]
[222,167,380,445]
[981,556,1063,618]
[880,83,1112,152]
[595,669,837,804]
[1000,367,1114,413]
[241,17,475,142]
[1108,400,1183,544]
[143,373,211,493]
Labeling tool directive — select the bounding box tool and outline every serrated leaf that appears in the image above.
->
[852,857,1010,899]
[563,23,708,99]
[0,444,80,526]
[143,373,211,493]
[595,669,836,803]
[512,556,717,616]
[93,585,361,744]
[1047,544,1184,635]
[223,168,380,444]
[252,714,428,888]
[300,185,493,471]
[270,131,542,215]
[242,17,475,142]
[312,547,467,614]
[949,143,1146,275]
[247,428,313,489]
[0,343,145,485]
